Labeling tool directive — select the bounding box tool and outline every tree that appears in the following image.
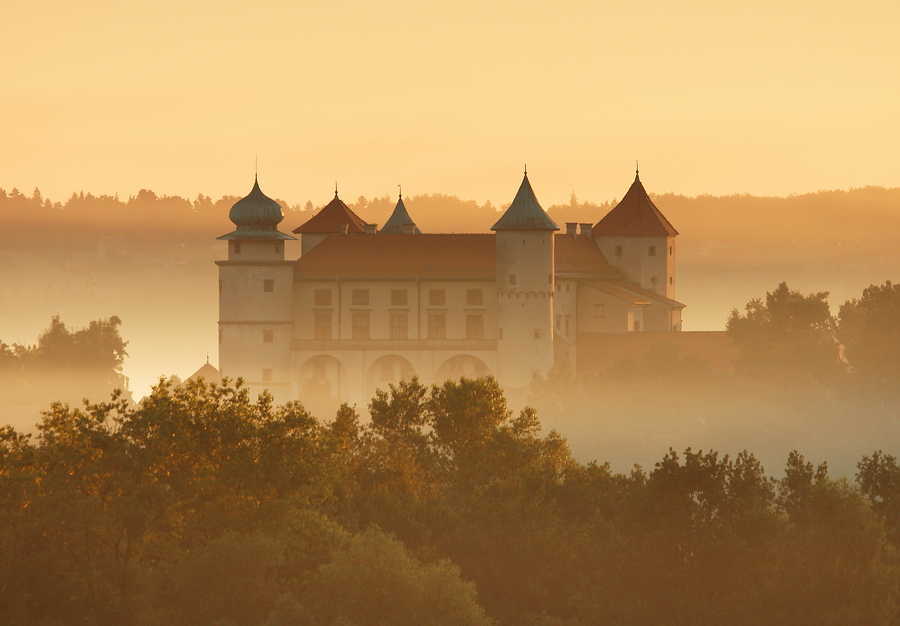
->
[726,282,843,381]
[838,281,900,397]
[299,528,493,625]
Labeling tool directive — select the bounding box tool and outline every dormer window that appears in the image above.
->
[649,246,657,256]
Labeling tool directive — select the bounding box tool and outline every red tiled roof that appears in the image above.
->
[583,281,651,305]
[295,234,496,279]
[593,173,678,237]
[292,195,368,234]
[295,233,630,280]
[554,234,622,278]
[612,281,686,308]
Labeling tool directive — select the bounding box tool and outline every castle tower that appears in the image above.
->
[379,190,421,234]
[216,177,296,402]
[492,171,559,388]
[593,167,679,299]
[292,186,369,255]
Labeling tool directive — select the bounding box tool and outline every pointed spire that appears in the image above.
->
[491,171,559,231]
[635,160,640,183]
[381,190,421,234]
[334,181,339,199]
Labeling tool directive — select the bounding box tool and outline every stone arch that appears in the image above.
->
[298,355,349,412]
[434,354,491,384]
[365,354,417,397]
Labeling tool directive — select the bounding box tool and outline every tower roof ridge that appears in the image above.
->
[491,172,560,231]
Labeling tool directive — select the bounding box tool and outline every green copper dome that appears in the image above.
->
[218,177,295,241]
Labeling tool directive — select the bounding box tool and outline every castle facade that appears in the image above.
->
[217,170,683,407]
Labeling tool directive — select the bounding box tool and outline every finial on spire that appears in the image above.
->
[255,154,258,181]
[524,162,527,176]
[636,160,639,175]
[398,183,402,199]
[206,351,209,365]
[334,181,339,198]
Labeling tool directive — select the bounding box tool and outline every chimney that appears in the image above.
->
[579,223,593,241]
[339,223,349,235]
[364,223,378,235]
[565,222,577,237]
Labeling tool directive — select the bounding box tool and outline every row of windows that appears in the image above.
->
[614,245,674,257]
[313,310,487,340]
[314,288,484,307]
[231,242,282,255]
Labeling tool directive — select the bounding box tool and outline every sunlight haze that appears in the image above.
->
[3,0,898,205]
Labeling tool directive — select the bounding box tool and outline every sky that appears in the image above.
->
[3,0,899,208]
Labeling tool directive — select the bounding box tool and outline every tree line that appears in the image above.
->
[0,376,898,624]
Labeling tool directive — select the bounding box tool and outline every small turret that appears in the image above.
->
[217,177,295,261]
[380,189,421,234]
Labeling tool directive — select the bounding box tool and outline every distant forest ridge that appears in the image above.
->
[1,185,899,263]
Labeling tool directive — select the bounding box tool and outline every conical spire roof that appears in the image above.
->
[491,172,559,231]
[293,188,368,234]
[380,194,421,234]
[217,177,296,240]
[593,169,678,237]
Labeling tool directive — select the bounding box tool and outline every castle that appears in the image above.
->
[217,169,683,407]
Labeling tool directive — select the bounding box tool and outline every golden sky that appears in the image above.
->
[3,0,899,206]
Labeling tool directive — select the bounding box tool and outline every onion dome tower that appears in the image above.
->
[216,177,295,403]
[593,166,678,298]
[380,189,421,234]
[492,170,559,388]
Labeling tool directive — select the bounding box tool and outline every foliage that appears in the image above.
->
[0,376,898,624]
[0,315,129,406]
[838,281,900,395]
[727,282,844,381]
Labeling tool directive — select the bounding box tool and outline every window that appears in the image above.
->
[381,360,394,381]
[263,330,274,343]
[314,289,331,306]
[351,289,369,306]
[466,289,483,306]
[262,368,273,382]
[508,273,517,286]
[314,311,332,339]
[391,289,408,306]
[274,242,282,254]
[548,273,552,284]
[651,276,658,286]
[565,317,570,335]
[595,304,605,318]
[218,279,222,294]
[390,312,408,339]
[429,289,445,306]
[670,277,674,285]
[351,311,370,339]
[427,312,446,339]
[556,315,562,330]
[263,279,274,293]
[649,246,657,257]
[615,246,623,257]
[466,313,484,340]
[634,320,642,332]
[669,246,673,256]
[533,329,542,340]
[233,242,241,254]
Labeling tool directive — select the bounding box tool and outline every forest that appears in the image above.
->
[1,281,900,623]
